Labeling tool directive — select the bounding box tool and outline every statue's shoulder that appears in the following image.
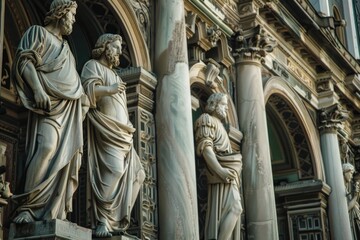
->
[24,25,47,36]
[195,113,216,129]
[83,59,99,68]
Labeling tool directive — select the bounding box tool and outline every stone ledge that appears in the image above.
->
[9,219,91,240]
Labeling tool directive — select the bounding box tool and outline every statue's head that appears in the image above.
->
[92,33,123,68]
[343,163,355,183]
[205,93,228,120]
[44,0,77,35]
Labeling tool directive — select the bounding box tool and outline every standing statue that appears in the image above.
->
[343,163,360,239]
[81,33,145,238]
[194,92,243,240]
[11,0,87,223]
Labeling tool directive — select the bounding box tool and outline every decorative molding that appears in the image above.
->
[204,60,221,88]
[185,11,197,39]
[206,25,222,47]
[316,73,340,109]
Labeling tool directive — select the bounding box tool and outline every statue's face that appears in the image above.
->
[344,170,354,183]
[60,7,76,35]
[215,96,228,120]
[105,40,122,67]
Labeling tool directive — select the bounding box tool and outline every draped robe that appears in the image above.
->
[12,25,84,220]
[81,59,145,232]
[195,113,242,240]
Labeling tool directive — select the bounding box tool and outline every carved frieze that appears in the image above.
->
[127,0,151,47]
[287,58,313,89]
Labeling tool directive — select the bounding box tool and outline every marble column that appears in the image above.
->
[154,0,199,239]
[319,104,352,240]
[234,27,279,239]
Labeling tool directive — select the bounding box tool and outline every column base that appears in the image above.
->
[9,219,91,240]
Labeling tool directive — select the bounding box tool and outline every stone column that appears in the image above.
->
[319,104,352,240]
[234,26,279,239]
[154,0,199,239]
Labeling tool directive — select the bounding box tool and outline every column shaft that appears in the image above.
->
[154,0,199,239]
[236,62,279,239]
[320,131,352,240]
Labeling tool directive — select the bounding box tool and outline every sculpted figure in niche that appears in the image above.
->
[81,33,145,238]
[343,163,360,239]
[194,92,243,240]
[11,0,87,223]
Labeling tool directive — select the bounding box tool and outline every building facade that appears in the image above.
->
[1,0,360,239]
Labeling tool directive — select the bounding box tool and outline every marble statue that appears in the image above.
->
[343,163,360,239]
[81,33,145,238]
[194,92,243,240]
[11,0,88,223]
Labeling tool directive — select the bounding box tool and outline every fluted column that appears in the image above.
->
[234,26,279,239]
[154,0,199,239]
[319,104,352,240]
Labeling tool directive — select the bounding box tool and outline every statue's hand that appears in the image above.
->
[108,82,126,95]
[33,89,50,110]
[219,168,237,183]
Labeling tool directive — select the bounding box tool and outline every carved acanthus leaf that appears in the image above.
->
[234,26,277,62]
[319,104,349,131]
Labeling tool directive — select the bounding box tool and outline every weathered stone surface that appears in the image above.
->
[9,219,91,240]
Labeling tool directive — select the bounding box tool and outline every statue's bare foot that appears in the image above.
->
[13,211,34,224]
[95,223,112,238]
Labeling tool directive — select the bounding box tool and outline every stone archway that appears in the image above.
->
[264,77,329,240]
[264,77,324,180]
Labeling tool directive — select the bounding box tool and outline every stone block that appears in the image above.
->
[8,219,91,240]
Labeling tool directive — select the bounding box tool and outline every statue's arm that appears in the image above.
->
[93,82,126,97]
[202,146,237,182]
[22,61,50,110]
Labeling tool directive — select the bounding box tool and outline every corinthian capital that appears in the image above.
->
[319,104,349,132]
[233,25,277,63]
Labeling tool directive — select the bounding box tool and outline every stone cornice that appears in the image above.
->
[233,25,277,63]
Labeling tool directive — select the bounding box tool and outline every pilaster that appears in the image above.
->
[119,67,158,239]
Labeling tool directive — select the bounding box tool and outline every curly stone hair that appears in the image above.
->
[91,33,123,59]
[205,92,226,114]
[44,0,78,26]
[343,162,355,173]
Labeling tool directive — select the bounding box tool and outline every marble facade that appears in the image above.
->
[1,0,360,239]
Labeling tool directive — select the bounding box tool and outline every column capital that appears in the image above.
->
[233,25,277,64]
[319,104,349,133]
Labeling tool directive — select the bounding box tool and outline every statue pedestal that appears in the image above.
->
[9,219,91,240]
[93,234,139,240]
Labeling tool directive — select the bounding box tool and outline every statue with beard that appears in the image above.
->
[194,93,243,240]
[11,0,88,224]
[81,33,145,238]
